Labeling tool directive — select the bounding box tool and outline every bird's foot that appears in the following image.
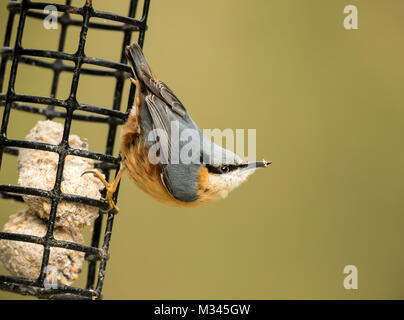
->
[81,167,125,213]
[152,72,158,82]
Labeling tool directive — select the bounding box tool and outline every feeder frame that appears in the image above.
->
[0,0,150,299]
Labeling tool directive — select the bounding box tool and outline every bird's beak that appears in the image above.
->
[243,160,272,170]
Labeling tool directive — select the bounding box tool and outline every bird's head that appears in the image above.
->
[198,147,271,202]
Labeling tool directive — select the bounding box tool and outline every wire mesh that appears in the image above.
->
[0,0,150,299]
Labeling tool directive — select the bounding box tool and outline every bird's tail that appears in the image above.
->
[125,42,153,82]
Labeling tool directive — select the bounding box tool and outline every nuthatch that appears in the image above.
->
[83,42,271,211]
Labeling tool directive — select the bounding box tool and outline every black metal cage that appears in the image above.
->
[0,0,150,299]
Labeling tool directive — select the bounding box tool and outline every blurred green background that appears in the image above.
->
[1,0,404,299]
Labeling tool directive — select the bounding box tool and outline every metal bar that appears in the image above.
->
[0,232,106,259]
[138,0,151,47]
[0,3,16,92]
[15,10,141,32]
[0,102,125,124]
[0,275,98,299]
[46,0,72,117]
[0,0,28,144]
[1,94,128,120]
[1,138,120,163]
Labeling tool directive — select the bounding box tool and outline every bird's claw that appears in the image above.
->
[81,170,119,213]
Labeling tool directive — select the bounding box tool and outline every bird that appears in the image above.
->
[83,42,271,211]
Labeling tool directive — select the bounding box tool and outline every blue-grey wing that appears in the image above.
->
[161,164,200,202]
[144,94,201,202]
[145,94,172,163]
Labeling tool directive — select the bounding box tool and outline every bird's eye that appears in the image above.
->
[206,164,233,174]
[220,165,229,173]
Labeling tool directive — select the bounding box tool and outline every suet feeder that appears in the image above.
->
[0,0,150,299]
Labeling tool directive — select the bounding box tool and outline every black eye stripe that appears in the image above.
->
[205,164,222,174]
[206,164,240,174]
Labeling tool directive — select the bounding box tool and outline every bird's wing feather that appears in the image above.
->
[139,64,187,118]
[161,164,199,202]
[126,42,201,203]
[144,94,200,202]
[145,94,172,163]
[125,42,187,118]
